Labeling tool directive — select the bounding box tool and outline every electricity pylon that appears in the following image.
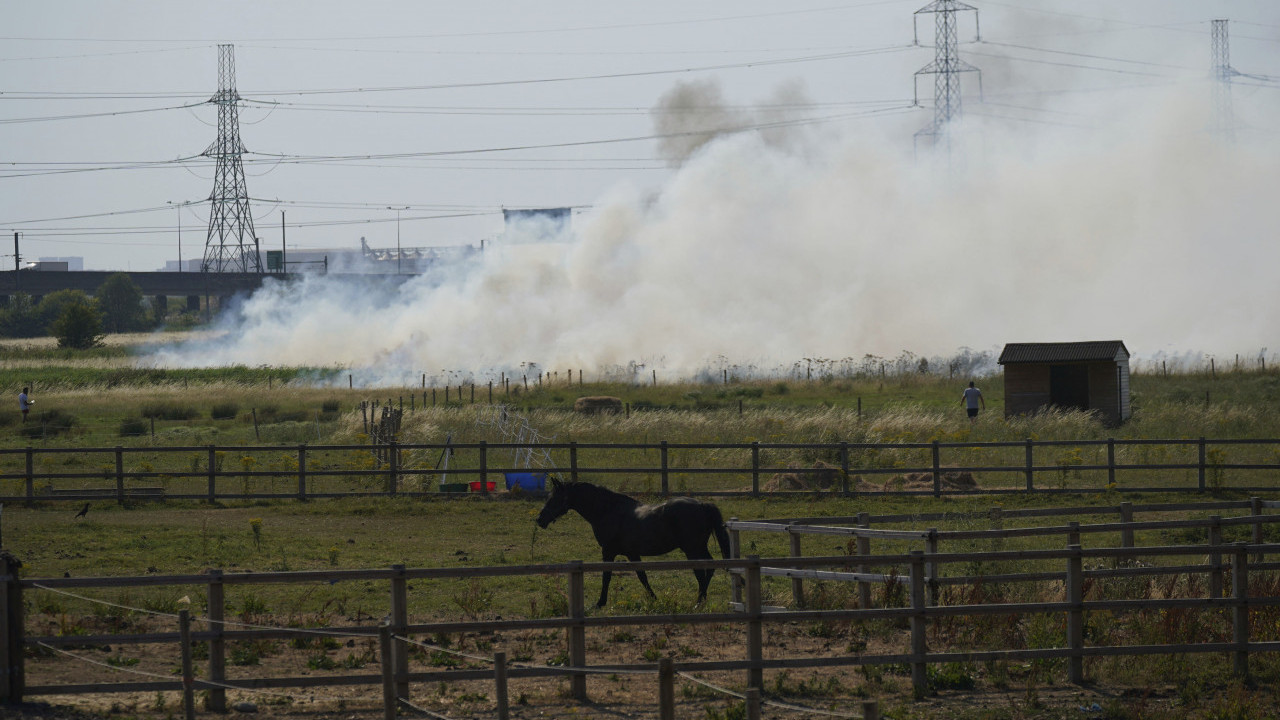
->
[913,0,982,154]
[202,44,261,273]
[1210,19,1236,142]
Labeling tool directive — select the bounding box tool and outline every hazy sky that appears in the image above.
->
[5,1,1279,375]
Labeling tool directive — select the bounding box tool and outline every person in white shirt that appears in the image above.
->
[961,381,984,425]
[19,386,33,423]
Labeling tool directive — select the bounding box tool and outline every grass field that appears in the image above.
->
[2,339,1279,719]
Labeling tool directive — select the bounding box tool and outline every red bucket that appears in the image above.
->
[469,481,496,492]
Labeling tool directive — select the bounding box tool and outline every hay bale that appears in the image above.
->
[574,396,623,414]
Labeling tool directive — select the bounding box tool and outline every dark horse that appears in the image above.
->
[535,479,731,607]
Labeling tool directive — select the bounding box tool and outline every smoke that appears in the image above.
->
[147,63,1280,383]
[652,78,814,167]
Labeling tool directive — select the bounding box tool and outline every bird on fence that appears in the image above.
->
[74,503,89,520]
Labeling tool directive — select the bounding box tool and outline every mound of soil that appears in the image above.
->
[876,470,978,492]
[762,461,841,491]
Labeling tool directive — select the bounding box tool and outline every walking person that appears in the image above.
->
[961,381,985,426]
[19,386,33,423]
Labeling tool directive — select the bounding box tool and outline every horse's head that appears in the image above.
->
[535,478,571,529]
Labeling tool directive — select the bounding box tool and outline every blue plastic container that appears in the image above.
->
[505,472,547,492]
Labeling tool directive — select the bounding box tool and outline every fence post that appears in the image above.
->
[926,528,939,607]
[745,556,763,691]
[174,609,194,720]
[1232,542,1249,677]
[206,570,226,712]
[658,656,675,720]
[389,564,409,700]
[115,446,125,505]
[207,445,217,503]
[1067,521,1081,548]
[861,700,881,720]
[387,441,399,495]
[1198,437,1207,492]
[1,551,24,704]
[751,442,760,497]
[1106,438,1116,487]
[570,442,579,483]
[857,512,872,610]
[931,441,941,498]
[1025,439,1035,491]
[479,441,488,495]
[23,449,33,506]
[909,551,927,698]
[728,519,743,607]
[840,442,850,495]
[1209,516,1223,599]
[745,688,761,720]
[379,623,396,720]
[1066,545,1084,684]
[297,444,307,501]
[568,560,587,700]
[1250,497,1264,563]
[494,651,510,720]
[788,527,804,609]
[1119,502,1134,548]
[660,441,670,497]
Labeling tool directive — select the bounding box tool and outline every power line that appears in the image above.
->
[0,2,908,44]
[0,44,209,63]
[0,44,916,101]
[0,101,208,125]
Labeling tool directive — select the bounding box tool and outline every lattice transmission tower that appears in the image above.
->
[1210,19,1236,142]
[913,0,982,152]
[202,44,262,273]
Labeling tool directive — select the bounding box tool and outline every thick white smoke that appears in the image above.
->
[147,74,1280,382]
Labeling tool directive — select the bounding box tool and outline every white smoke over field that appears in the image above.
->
[147,72,1280,383]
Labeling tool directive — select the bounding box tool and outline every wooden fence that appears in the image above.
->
[726,498,1280,610]
[3,436,1279,504]
[5,517,1280,716]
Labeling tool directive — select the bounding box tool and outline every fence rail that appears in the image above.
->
[3,436,1279,503]
[4,536,1280,717]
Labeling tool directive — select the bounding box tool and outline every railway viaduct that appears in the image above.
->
[0,270,411,316]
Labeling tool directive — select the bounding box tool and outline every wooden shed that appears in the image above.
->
[998,341,1131,425]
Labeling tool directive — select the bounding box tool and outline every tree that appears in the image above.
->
[36,289,94,335]
[0,293,44,338]
[51,296,103,349]
[96,272,146,333]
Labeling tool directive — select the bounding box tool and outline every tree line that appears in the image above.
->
[0,273,179,348]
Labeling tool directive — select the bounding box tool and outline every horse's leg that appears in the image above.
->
[597,550,616,608]
[628,554,658,598]
[684,546,714,604]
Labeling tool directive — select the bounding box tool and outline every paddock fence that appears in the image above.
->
[5,518,1280,717]
[725,497,1280,610]
[3,436,1279,504]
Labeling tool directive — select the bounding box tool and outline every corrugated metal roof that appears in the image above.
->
[998,341,1129,364]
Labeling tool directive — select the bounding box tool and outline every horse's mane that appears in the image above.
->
[566,481,640,511]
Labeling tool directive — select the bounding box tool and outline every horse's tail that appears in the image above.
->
[707,504,732,559]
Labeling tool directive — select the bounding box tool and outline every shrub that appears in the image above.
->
[140,403,198,421]
[118,417,149,437]
[18,409,76,438]
[321,399,341,414]
[210,403,239,421]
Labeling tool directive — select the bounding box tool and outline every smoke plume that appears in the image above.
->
[148,71,1280,382]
